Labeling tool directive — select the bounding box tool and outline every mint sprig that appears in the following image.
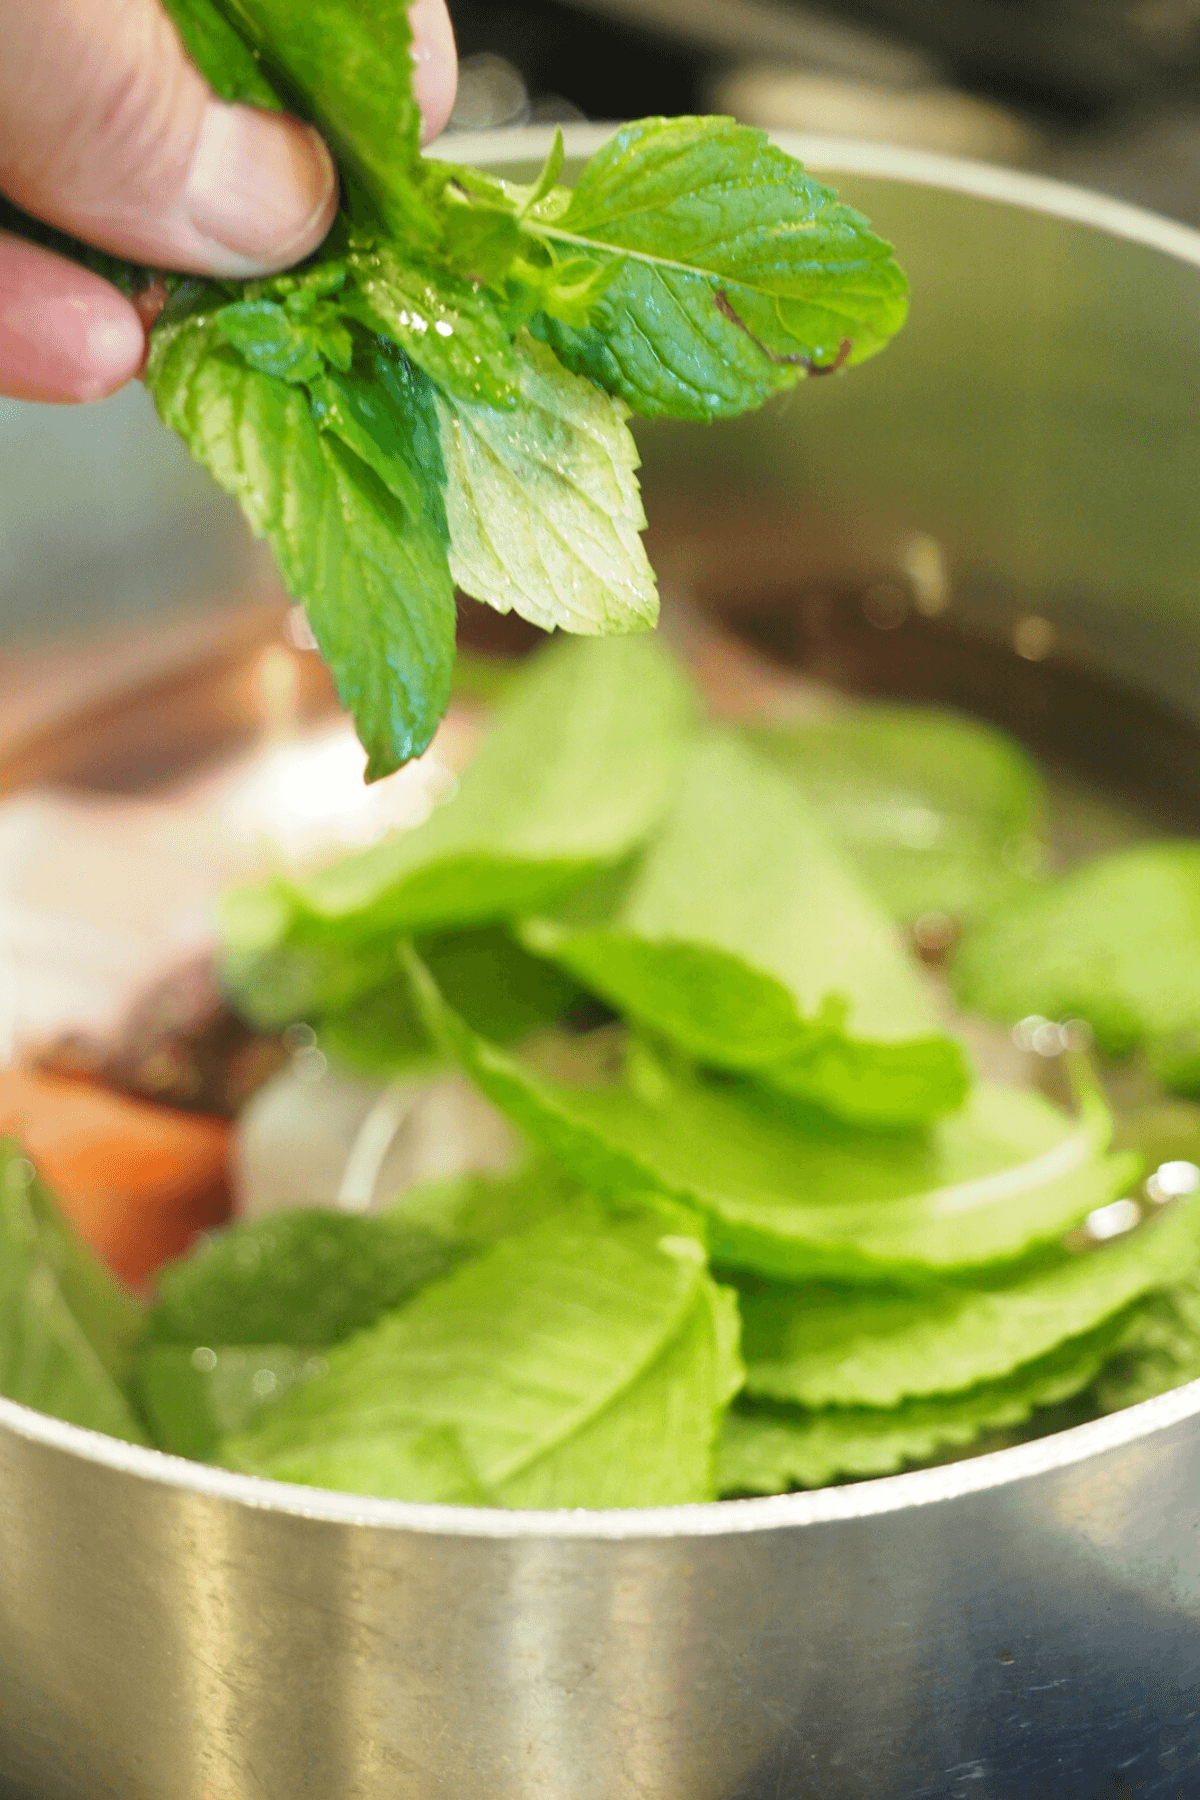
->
[4,0,908,777]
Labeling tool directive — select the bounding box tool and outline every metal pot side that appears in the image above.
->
[5,131,1200,1800]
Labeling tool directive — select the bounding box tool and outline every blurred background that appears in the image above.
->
[445,0,1200,217]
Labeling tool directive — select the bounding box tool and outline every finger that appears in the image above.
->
[0,232,145,403]
[0,0,338,279]
[410,0,459,143]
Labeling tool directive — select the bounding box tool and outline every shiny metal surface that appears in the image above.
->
[5,132,1200,1799]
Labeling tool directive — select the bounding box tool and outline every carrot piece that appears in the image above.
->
[0,1071,232,1289]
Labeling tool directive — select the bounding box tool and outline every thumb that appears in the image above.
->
[0,0,339,278]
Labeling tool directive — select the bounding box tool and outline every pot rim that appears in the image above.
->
[6,1376,1200,1538]
[9,127,1200,1541]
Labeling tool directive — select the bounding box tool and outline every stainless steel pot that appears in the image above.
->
[5,129,1200,1800]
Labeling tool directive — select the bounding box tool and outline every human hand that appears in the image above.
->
[0,0,457,404]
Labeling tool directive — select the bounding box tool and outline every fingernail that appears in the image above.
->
[186,104,337,270]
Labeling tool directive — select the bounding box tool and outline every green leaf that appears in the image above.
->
[434,333,659,636]
[530,116,908,420]
[220,636,696,1026]
[306,343,438,519]
[1093,1274,1200,1413]
[524,735,967,1126]
[344,246,521,406]
[215,0,436,238]
[739,1188,1200,1407]
[220,1196,742,1507]
[424,159,619,332]
[520,129,566,217]
[744,706,1047,924]
[296,430,455,783]
[21,1163,144,1390]
[138,1335,488,1500]
[450,650,524,705]
[952,843,1200,1088]
[147,1207,463,1349]
[216,298,352,382]
[434,195,525,285]
[319,925,581,1074]
[134,1343,326,1461]
[0,1144,148,1444]
[233,1420,492,1503]
[412,969,1139,1280]
[160,0,286,107]
[386,1159,584,1251]
[145,299,456,778]
[718,1322,1125,1494]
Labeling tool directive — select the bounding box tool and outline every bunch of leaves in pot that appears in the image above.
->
[0,0,908,779]
[188,637,1200,1502]
[9,647,1200,1505]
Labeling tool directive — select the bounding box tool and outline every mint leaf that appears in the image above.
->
[147,1208,462,1349]
[412,969,1138,1279]
[220,1197,742,1507]
[744,706,1047,924]
[306,341,440,520]
[0,1144,148,1444]
[519,129,566,216]
[410,926,582,1042]
[145,297,456,777]
[305,432,455,782]
[215,0,436,239]
[233,1420,491,1503]
[161,0,286,107]
[433,192,525,285]
[134,1343,325,1461]
[524,735,967,1126]
[216,297,353,382]
[718,1323,1125,1494]
[953,844,1200,1090]
[530,116,908,420]
[386,1159,584,1249]
[319,925,581,1074]
[141,1332,489,1502]
[1093,1275,1200,1412]
[11,1153,143,1390]
[344,246,521,406]
[221,636,695,1026]
[740,1189,1199,1407]
[435,333,658,635]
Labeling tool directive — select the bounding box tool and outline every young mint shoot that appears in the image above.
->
[0,0,909,778]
